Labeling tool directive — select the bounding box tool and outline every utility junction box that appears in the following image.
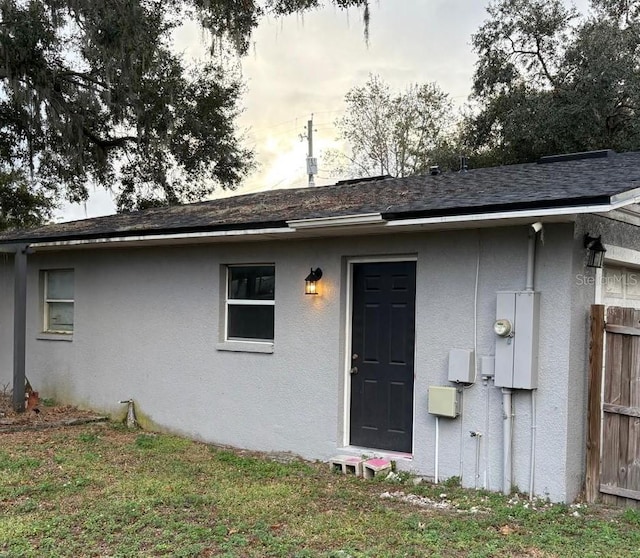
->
[428,386,459,418]
[494,290,540,390]
[448,348,475,384]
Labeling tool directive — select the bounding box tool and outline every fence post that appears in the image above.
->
[586,304,605,503]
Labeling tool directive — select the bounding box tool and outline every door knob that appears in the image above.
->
[350,366,358,375]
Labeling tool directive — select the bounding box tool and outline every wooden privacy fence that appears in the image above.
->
[586,305,640,507]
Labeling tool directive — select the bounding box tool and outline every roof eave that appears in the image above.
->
[3,193,638,251]
[6,226,295,252]
[0,220,289,248]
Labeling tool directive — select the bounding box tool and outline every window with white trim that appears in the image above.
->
[226,265,275,341]
[43,269,74,333]
[603,265,640,308]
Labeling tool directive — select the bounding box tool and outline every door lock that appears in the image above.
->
[352,353,359,360]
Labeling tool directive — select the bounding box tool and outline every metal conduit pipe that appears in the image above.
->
[503,222,541,495]
[502,387,513,495]
[529,390,537,500]
[526,223,541,499]
[526,222,542,291]
[435,416,440,484]
[503,222,542,498]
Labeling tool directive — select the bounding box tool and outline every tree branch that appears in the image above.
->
[534,37,557,87]
[57,71,108,90]
[506,36,557,87]
[35,81,139,152]
[81,127,139,149]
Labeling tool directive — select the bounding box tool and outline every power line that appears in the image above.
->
[245,119,337,143]
[241,108,344,139]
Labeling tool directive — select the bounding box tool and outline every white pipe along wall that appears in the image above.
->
[502,223,542,495]
[502,387,513,495]
[526,223,541,500]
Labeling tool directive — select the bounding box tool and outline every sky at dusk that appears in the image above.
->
[57,0,591,222]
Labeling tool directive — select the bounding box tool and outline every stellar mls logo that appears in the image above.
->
[575,273,639,287]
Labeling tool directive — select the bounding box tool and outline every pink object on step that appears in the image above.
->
[363,457,392,479]
[365,458,391,469]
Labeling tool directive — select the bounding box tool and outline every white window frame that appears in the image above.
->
[224,264,275,343]
[595,245,640,305]
[43,269,74,334]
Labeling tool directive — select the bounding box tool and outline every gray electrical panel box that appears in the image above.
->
[448,348,475,384]
[494,291,540,390]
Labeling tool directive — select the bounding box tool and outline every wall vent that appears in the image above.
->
[335,175,392,186]
[537,149,615,164]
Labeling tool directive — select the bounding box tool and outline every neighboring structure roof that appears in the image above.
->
[2,150,640,244]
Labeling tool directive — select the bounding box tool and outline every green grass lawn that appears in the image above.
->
[1,423,639,557]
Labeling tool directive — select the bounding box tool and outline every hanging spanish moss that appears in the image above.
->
[0,0,369,224]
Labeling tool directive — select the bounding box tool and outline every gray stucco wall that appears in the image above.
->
[0,223,586,501]
[562,232,592,502]
[579,214,640,253]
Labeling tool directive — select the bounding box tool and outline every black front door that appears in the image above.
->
[349,261,416,453]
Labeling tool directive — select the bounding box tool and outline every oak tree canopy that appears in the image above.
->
[0,0,368,227]
[466,0,640,166]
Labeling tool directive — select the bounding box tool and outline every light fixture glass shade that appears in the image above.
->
[304,267,323,295]
[584,235,606,269]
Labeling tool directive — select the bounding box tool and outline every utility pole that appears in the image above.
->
[303,114,317,187]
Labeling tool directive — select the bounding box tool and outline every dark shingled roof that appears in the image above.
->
[2,150,640,243]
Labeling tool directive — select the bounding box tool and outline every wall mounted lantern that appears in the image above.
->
[584,234,606,269]
[305,267,323,295]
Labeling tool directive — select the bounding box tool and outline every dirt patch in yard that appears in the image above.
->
[0,391,108,432]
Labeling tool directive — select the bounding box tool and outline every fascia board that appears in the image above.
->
[27,227,295,251]
[286,213,384,229]
[610,186,640,207]
[384,203,616,228]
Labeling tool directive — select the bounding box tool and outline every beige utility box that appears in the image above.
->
[428,386,459,418]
